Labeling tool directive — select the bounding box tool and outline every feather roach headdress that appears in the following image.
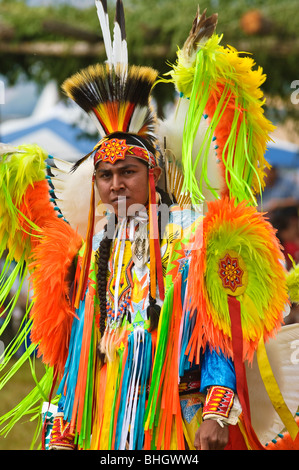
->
[62,64,158,148]
[62,0,159,171]
[61,0,163,306]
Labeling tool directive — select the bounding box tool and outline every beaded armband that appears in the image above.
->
[202,386,234,420]
[48,413,76,450]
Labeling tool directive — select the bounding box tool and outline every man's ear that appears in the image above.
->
[152,166,162,185]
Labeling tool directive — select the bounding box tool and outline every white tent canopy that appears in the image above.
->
[0,81,97,162]
[266,137,299,168]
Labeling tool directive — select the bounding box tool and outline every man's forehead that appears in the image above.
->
[96,156,145,171]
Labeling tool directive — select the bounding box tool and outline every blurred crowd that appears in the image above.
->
[258,165,299,324]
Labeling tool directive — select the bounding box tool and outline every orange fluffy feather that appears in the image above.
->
[18,180,83,372]
[187,197,287,363]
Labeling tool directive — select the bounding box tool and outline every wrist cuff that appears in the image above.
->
[202,385,234,420]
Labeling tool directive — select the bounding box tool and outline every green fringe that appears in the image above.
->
[144,283,174,431]
[0,361,56,449]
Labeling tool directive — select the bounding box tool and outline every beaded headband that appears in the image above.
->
[94,137,157,168]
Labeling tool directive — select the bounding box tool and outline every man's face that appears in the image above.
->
[95,155,161,216]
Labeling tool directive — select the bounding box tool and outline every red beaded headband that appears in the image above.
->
[94,138,157,167]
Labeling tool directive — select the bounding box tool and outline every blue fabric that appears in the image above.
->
[175,253,236,393]
[200,348,236,393]
[179,260,194,376]
[114,330,152,450]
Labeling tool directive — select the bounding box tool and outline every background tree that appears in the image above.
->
[0,0,298,133]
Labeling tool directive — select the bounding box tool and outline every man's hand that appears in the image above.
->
[194,419,229,450]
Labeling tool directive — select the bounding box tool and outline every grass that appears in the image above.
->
[0,358,46,450]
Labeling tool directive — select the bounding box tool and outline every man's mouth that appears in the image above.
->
[111,195,128,203]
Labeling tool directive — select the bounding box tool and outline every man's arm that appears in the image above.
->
[195,347,240,450]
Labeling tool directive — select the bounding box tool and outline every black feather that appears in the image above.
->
[100,0,107,15]
[70,149,95,173]
[115,0,126,40]
[62,65,157,113]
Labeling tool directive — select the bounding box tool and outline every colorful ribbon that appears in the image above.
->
[228,295,264,449]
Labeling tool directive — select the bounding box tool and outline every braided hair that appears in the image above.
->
[95,182,173,348]
[95,214,116,339]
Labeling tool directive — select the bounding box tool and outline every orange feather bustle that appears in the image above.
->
[18,180,60,251]
[187,197,288,364]
[18,180,83,372]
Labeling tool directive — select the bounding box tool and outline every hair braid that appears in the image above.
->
[95,216,116,341]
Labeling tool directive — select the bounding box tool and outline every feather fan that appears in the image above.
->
[50,157,101,238]
[159,7,274,205]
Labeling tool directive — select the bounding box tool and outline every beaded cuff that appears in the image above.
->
[49,413,76,450]
[202,386,234,420]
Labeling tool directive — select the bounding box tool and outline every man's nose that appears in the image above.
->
[111,174,124,191]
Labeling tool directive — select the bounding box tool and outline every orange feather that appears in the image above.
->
[18,180,83,372]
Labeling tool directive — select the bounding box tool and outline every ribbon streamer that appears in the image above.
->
[256,335,299,441]
[74,176,96,309]
[228,295,264,450]
[148,169,165,301]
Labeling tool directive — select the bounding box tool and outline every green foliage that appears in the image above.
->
[0,0,97,41]
[0,0,298,122]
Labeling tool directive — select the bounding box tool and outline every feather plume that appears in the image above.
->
[63,1,156,144]
[62,64,158,143]
[113,0,127,67]
[95,0,127,68]
[160,13,274,205]
[95,0,113,66]
[51,157,102,238]
[181,7,218,65]
[158,98,223,211]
